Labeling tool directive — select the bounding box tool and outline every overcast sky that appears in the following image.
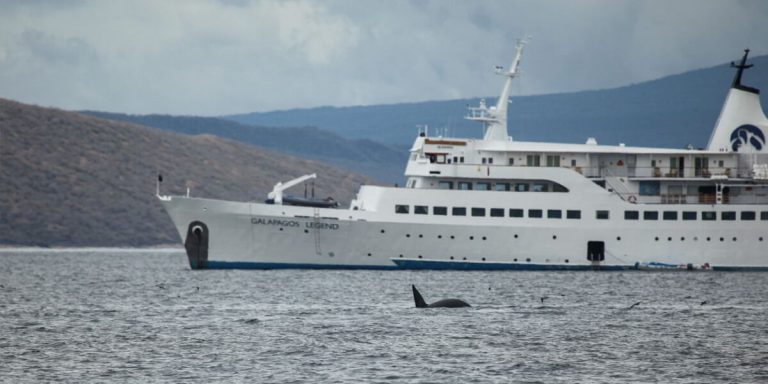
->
[1,0,767,115]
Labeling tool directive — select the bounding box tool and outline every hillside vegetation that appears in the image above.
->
[0,99,374,247]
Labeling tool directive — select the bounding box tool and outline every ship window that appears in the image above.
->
[639,181,661,196]
[509,209,524,218]
[548,210,562,219]
[482,158,487,164]
[571,159,577,167]
[488,158,493,164]
[452,207,466,216]
[471,207,486,217]
[433,206,447,215]
[683,211,697,220]
[741,211,756,221]
[395,205,409,214]
[436,154,446,164]
[663,211,678,221]
[447,158,452,164]
[495,183,510,191]
[552,183,569,192]
[515,183,529,192]
[527,155,541,167]
[624,210,639,220]
[476,182,490,191]
[702,211,716,221]
[566,210,581,219]
[596,210,610,220]
[532,183,549,192]
[414,205,428,215]
[643,211,658,220]
[509,158,515,165]
[721,211,736,221]
[438,181,453,190]
[460,156,465,163]
[528,209,543,218]
[762,212,768,220]
[453,156,458,163]
[546,155,560,167]
[490,208,504,217]
[458,182,472,190]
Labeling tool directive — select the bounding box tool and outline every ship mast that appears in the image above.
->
[466,37,529,141]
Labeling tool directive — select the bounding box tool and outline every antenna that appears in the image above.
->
[156,174,163,196]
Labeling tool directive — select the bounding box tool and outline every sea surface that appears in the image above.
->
[1,249,767,383]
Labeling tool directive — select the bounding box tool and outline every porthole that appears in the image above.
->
[406,234,410,238]
[733,237,737,242]
[380,229,385,233]
[720,237,724,242]
[565,259,570,263]
[707,237,711,241]
[654,237,659,241]
[616,236,621,241]
[438,235,442,239]
[399,254,403,258]
[482,257,486,261]
[514,258,518,262]
[680,237,685,241]
[469,236,474,240]
[450,256,454,260]
[367,253,372,257]
[694,237,698,241]
[514,234,519,239]
[450,235,455,239]
[667,237,672,241]
[418,234,423,238]
[304,229,309,233]
[462,257,467,260]
[482,236,487,240]
[418,255,422,259]
[279,228,283,231]
[526,258,531,262]
[552,235,557,240]
[760,237,764,242]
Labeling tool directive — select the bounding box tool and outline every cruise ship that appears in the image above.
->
[159,42,768,270]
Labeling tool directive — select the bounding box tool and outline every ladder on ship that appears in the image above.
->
[313,208,322,255]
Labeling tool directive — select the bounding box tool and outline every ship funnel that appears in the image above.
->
[707,49,768,153]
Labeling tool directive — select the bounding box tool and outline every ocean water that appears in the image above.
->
[1,249,767,383]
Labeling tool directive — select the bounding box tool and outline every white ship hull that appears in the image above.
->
[160,188,768,271]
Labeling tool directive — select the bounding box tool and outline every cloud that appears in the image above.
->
[0,0,767,115]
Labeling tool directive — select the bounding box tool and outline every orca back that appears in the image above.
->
[412,285,428,308]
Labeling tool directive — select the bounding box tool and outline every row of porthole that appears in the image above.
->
[392,254,571,264]
[653,236,764,242]
[403,233,489,240]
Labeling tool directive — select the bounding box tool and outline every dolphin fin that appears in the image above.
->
[412,285,428,308]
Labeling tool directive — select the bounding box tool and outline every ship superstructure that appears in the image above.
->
[160,45,768,270]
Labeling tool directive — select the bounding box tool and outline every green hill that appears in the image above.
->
[0,99,375,247]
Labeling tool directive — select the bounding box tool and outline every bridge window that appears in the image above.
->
[663,211,678,221]
[490,208,504,217]
[762,212,768,220]
[528,209,543,218]
[452,207,466,216]
[515,183,529,192]
[471,208,486,217]
[683,211,697,220]
[566,210,581,219]
[414,205,428,215]
[721,211,736,221]
[438,181,453,190]
[702,211,716,221]
[458,182,472,190]
[639,181,661,196]
[625,211,639,220]
[548,210,562,219]
[526,155,541,167]
[476,182,490,191]
[532,183,549,192]
[495,183,510,191]
[596,210,610,220]
[546,155,560,167]
[433,206,447,215]
[643,211,658,220]
[741,211,756,220]
[509,209,524,218]
[395,205,409,214]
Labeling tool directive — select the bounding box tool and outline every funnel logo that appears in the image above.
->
[730,124,765,152]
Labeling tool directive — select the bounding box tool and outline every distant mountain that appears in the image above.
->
[0,99,375,247]
[225,55,768,149]
[80,112,407,184]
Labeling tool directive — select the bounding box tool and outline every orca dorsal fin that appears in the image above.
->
[412,285,428,308]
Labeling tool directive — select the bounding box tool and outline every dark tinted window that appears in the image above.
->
[762,211,768,220]
[548,210,562,219]
[596,210,610,220]
[721,211,736,221]
[471,208,486,217]
[663,211,678,220]
[566,210,581,219]
[624,211,639,220]
[490,208,504,217]
[528,209,543,218]
[643,211,658,220]
[452,207,466,216]
[741,211,756,221]
[395,205,409,214]
[683,211,697,221]
[414,205,428,215]
[509,209,524,218]
[702,211,716,221]
[433,206,447,216]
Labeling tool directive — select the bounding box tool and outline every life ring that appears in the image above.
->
[627,195,637,204]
